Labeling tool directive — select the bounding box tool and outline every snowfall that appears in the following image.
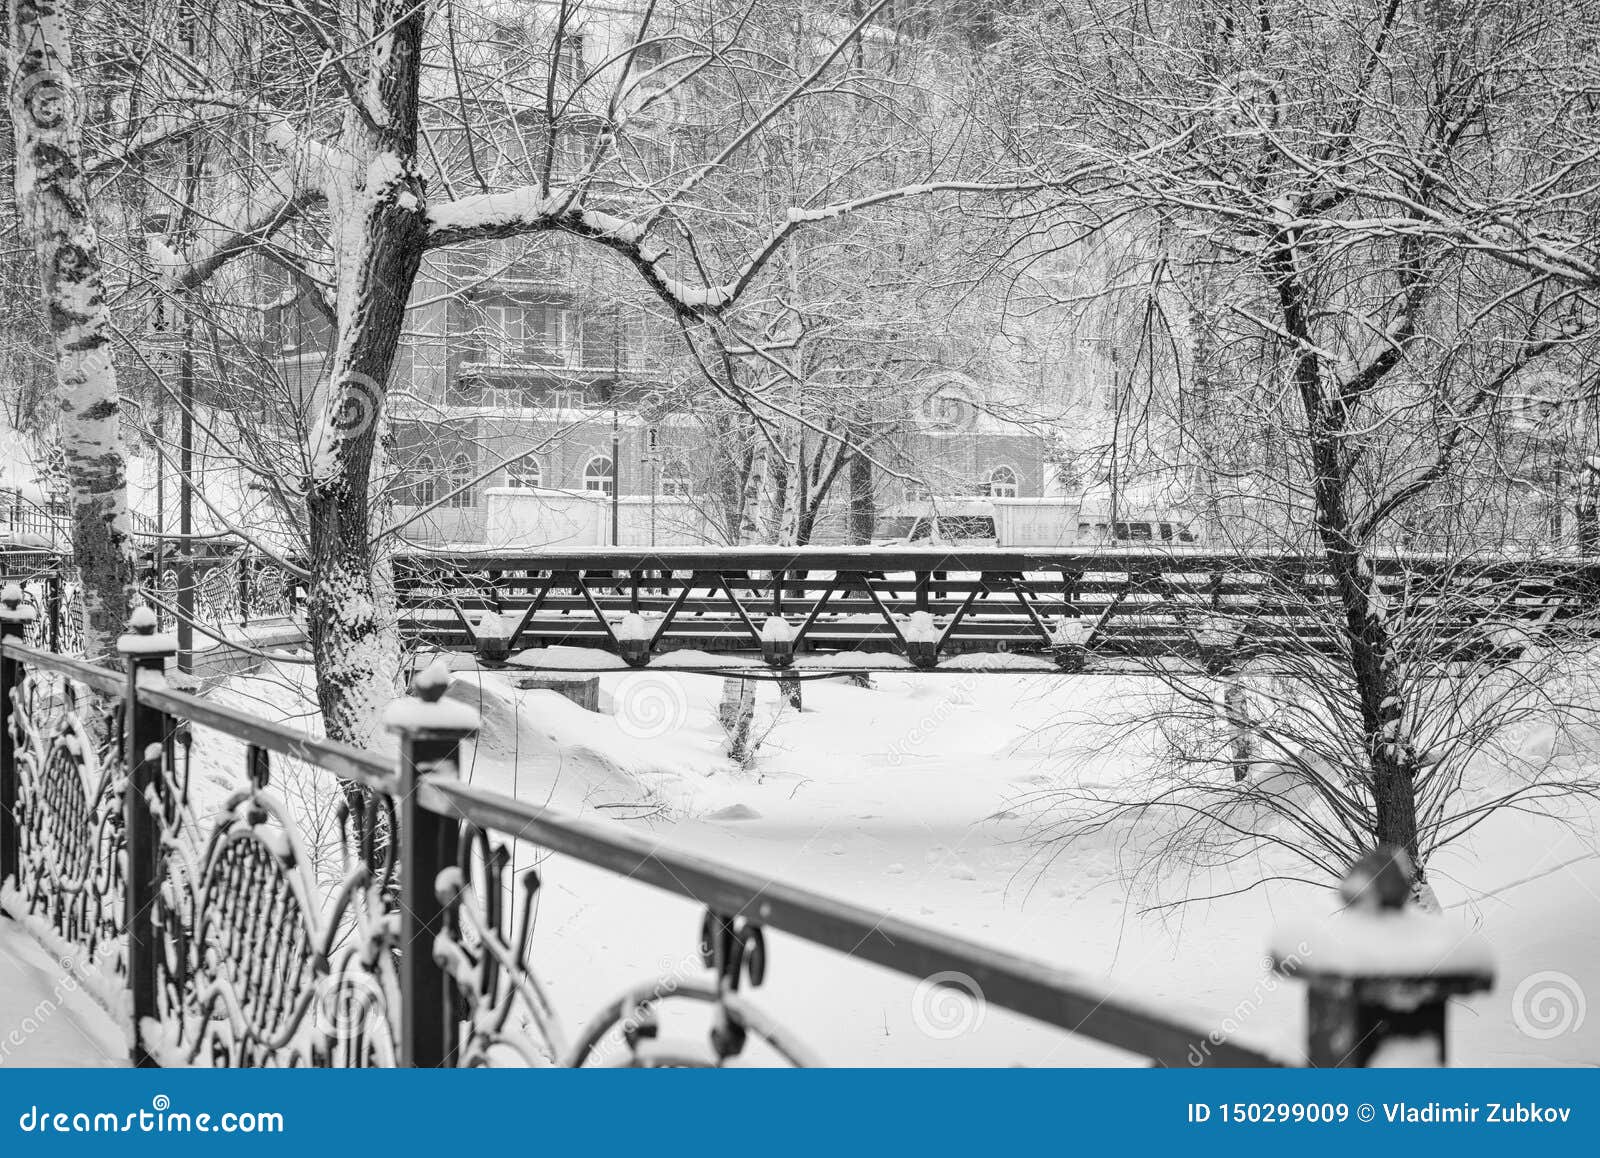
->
[3,662,1596,1066]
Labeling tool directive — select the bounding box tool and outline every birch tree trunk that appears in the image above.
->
[7,0,133,660]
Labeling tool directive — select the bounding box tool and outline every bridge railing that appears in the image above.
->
[1,585,1493,1067]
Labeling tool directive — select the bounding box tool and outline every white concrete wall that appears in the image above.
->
[483,488,712,548]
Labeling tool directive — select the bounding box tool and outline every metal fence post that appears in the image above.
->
[387,659,475,1067]
[0,583,38,890]
[46,571,61,653]
[1272,846,1493,1066]
[118,606,177,1067]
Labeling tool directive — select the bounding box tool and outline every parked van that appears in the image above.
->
[874,498,997,546]
[991,495,1203,547]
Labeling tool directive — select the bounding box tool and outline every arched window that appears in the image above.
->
[448,453,475,508]
[411,457,435,506]
[987,465,1018,498]
[507,459,542,489]
[583,455,614,495]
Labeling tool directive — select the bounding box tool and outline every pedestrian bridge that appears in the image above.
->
[394,546,1600,676]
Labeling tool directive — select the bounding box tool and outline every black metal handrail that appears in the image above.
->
[419,776,1281,1066]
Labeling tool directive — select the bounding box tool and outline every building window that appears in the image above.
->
[507,459,542,489]
[448,453,475,508]
[480,298,569,365]
[987,465,1018,498]
[583,455,614,495]
[632,41,664,72]
[557,32,586,82]
[660,468,691,497]
[411,456,435,506]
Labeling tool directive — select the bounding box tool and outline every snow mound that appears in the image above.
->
[446,671,731,814]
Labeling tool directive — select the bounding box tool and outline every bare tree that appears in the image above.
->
[994,0,1600,899]
[69,0,1035,745]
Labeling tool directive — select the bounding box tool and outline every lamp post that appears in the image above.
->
[177,311,194,673]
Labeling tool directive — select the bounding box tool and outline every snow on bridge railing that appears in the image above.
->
[1,588,1495,1068]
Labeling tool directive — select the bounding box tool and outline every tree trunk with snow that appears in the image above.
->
[301,5,429,747]
[7,0,133,659]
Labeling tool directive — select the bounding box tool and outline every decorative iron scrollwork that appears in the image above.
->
[435,827,819,1067]
[154,742,400,1068]
[3,670,126,980]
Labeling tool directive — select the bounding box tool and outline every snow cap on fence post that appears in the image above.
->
[116,605,178,666]
[383,657,479,739]
[0,582,37,630]
[1269,845,1494,1067]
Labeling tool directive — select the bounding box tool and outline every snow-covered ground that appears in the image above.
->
[432,667,1600,1066]
[0,920,125,1067]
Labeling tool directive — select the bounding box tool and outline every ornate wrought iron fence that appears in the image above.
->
[1,584,1494,1068]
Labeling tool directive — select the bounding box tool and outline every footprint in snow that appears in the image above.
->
[948,863,978,881]
[885,863,906,875]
